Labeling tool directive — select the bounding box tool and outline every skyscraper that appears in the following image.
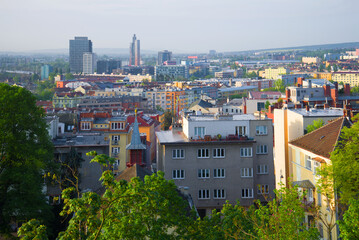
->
[40,64,53,80]
[157,50,172,65]
[83,52,95,74]
[129,34,140,66]
[69,37,92,73]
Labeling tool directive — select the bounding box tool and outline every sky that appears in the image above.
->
[1,0,359,53]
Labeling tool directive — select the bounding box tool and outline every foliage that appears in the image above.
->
[36,79,55,100]
[315,164,338,240]
[65,73,74,80]
[164,111,173,130]
[306,119,324,133]
[243,71,257,78]
[229,92,247,99]
[191,185,319,240]
[0,84,55,233]
[330,115,359,203]
[339,198,359,240]
[262,79,287,93]
[20,152,195,240]
[18,219,48,240]
[265,100,271,110]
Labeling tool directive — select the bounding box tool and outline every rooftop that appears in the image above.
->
[289,116,351,159]
[289,108,344,117]
[186,114,257,122]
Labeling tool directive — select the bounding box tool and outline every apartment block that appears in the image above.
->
[264,67,289,80]
[332,71,359,86]
[156,114,275,217]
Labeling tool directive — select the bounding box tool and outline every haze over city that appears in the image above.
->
[1,0,359,53]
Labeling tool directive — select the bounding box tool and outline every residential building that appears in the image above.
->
[69,36,93,73]
[265,67,289,80]
[289,116,352,240]
[83,52,95,74]
[96,60,121,74]
[158,50,172,65]
[302,57,321,64]
[273,107,343,189]
[52,92,84,109]
[234,78,275,90]
[41,65,53,80]
[332,71,359,86]
[243,91,282,114]
[155,65,189,79]
[156,114,275,217]
[129,34,140,66]
[278,73,310,85]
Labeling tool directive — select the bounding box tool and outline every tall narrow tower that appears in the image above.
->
[69,36,92,73]
[129,34,140,66]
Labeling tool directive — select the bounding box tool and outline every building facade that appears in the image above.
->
[69,36,93,73]
[41,65,53,80]
[156,114,275,217]
[129,34,140,66]
[155,65,189,79]
[97,60,122,74]
[158,50,172,65]
[265,67,289,80]
[83,52,95,74]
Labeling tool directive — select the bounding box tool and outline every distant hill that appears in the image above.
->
[226,42,359,55]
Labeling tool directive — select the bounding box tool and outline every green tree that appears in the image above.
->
[0,84,55,233]
[19,152,195,239]
[330,115,359,203]
[306,119,324,133]
[164,111,173,130]
[65,73,74,80]
[265,100,271,110]
[339,198,359,240]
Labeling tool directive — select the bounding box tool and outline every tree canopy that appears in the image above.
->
[306,119,324,133]
[0,83,54,233]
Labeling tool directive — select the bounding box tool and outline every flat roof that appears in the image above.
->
[186,114,257,122]
[289,108,344,117]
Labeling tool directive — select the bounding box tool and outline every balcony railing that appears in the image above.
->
[190,134,254,142]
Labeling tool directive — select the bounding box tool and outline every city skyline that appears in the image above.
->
[1,0,359,53]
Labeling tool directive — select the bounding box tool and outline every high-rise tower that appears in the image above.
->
[69,36,92,73]
[129,34,140,66]
[157,50,172,65]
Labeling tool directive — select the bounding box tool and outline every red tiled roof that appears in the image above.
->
[289,116,352,159]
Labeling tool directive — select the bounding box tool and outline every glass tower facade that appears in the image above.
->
[69,37,92,73]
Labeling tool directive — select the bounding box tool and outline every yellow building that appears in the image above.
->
[265,67,289,80]
[288,117,351,240]
[332,71,359,86]
[313,72,332,81]
[108,116,132,173]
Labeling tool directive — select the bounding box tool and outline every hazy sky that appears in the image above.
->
[1,0,359,53]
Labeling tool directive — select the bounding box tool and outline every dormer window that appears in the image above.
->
[111,122,124,130]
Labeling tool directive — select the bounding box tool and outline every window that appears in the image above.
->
[81,122,91,130]
[111,122,124,130]
[197,148,209,158]
[258,185,269,194]
[214,168,225,178]
[198,189,210,199]
[256,145,268,154]
[257,165,268,174]
[240,148,252,157]
[112,135,120,144]
[257,102,265,111]
[307,188,314,202]
[313,161,320,174]
[198,169,210,178]
[256,125,268,135]
[172,170,185,179]
[213,148,225,158]
[112,147,119,155]
[194,127,205,139]
[305,155,312,170]
[241,168,253,177]
[242,188,253,198]
[235,126,246,136]
[172,149,184,159]
[213,189,226,199]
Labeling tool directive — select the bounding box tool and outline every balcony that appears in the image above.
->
[190,134,254,142]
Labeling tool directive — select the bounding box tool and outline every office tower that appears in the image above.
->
[157,50,172,65]
[129,34,140,66]
[69,36,93,73]
[83,52,95,74]
[97,60,122,74]
[40,64,53,80]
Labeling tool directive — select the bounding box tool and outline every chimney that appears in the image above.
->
[323,84,331,97]
[344,84,351,96]
[305,105,310,112]
[308,79,312,88]
[331,88,338,104]
[323,103,329,109]
[297,77,303,86]
[269,105,274,114]
[334,82,338,91]
[285,89,291,102]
